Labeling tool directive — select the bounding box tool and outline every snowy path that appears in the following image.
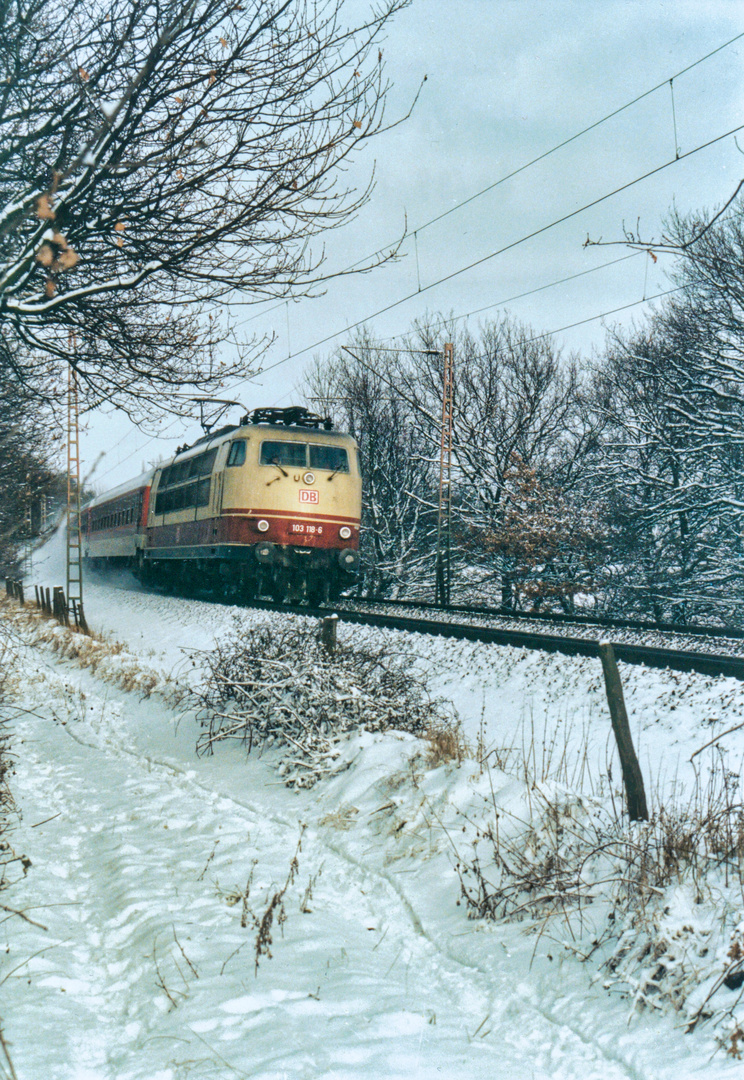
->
[2,681,635,1080]
[0,641,728,1080]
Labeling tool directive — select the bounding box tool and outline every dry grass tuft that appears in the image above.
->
[0,594,177,703]
[423,723,468,767]
[0,619,30,927]
[455,727,744,1056]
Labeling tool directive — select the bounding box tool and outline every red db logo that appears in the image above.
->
[299,489,319,504]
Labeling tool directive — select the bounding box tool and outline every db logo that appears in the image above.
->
[299,489,319,504]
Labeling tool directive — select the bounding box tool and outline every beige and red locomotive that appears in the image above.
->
[83,408,361,602]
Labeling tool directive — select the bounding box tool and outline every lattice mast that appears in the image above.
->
[66,358,84,615]
[435,342,454,606]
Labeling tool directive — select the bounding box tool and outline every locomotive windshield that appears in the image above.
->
[260,441,307,468]
[226,440,246,466]
[309,444,348,472]
[259,440,349,472]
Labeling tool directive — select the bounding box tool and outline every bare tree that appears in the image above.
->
[303,335,437,595]
[305,316,598,606]
[583,194,744,622]
[401,317,596,608]
[0,380,59,576]
[0,0,410,423]
[590,293,744,625]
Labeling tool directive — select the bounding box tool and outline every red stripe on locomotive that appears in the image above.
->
[147,513,359,551]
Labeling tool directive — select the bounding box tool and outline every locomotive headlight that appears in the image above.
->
[257,519,270,532]
[303,471,315,485]
[339,526,352,539]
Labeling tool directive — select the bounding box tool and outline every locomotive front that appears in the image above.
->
[220,419,361,602]
[145,408,361,603]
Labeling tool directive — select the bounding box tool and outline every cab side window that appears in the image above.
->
[227,440,247,467]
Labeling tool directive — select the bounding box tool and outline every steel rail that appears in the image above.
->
[350,595,744,641]
[241,597,744,681]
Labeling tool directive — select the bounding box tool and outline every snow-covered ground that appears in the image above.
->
[2,530,744,1078]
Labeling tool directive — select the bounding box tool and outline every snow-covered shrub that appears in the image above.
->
[456,754,744,1055]
[190,618,461,787]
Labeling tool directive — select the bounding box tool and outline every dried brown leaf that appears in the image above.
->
[57,246,79,270]
[36,194,54,220]
[35,244,54,268]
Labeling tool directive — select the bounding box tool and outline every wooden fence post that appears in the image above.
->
[320,614,338,655]
[599,641,649,822]
[53,587,69,627]
[69,598,88,634]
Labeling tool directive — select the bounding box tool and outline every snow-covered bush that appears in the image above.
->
[457,753,744,1056]
[190,618,462,787]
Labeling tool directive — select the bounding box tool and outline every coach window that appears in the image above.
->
[227,440,247,467]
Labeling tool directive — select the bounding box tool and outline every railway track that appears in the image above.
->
[244,594,744,681]
[83,569,744,681]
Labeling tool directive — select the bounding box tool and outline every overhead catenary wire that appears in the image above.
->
[229,28,744,331]
[96,278,684,486]
[94,113,741,482]
[250,117,744,385]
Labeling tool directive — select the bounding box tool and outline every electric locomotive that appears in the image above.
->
[83,407,361,603]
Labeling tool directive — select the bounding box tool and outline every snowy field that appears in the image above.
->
[2,530,744,1078]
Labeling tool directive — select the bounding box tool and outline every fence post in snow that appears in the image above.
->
[53,586,69,627]
[320,614,338,655]
[599,641,649,822]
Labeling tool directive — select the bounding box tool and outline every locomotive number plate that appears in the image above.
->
[291,523,323,534]
[299,489,319,503]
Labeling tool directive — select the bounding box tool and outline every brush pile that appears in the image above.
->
[190,618,458,788]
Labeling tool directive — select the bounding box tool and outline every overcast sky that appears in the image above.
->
[86,0,744,491]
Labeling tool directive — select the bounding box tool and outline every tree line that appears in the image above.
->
[305,203,744,626]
